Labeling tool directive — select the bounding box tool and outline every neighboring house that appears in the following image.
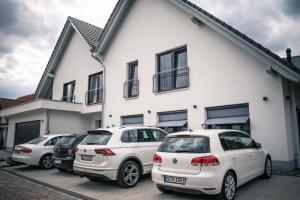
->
[0,0,299,172]
[0,94,34,149]
[0,17,103,151]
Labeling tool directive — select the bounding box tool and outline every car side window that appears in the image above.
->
[128,130,138,142]
[137,129,155,142]
[220,132,244,150]
[121,131,130,143]
[152,129,167,142]
[237,132,256,149]
[219,135,230,151]
[45,137,61,146]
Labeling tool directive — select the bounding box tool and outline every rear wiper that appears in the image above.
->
[86,143,98,145]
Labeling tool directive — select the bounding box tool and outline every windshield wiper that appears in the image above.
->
[86,142,98,145]
[175,150,193,153]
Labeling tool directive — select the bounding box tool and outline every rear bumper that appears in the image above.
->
[54,157,74,170]
[12,154,38,166]
[151,166,223,195]
[73,162,118,180]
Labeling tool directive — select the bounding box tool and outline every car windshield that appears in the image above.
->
[158,135,210,153]
[56,136,76,146]
[81,131,112,145]
[27,137,47,145]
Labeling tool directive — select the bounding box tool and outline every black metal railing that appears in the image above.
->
[61,95,75,103]
[85,88,103,105]
[153,67,189,93]
[124,79,139,98]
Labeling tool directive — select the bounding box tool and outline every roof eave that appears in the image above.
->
[169,0,300,82]
[95,0,134,59]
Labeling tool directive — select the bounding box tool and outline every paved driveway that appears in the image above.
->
[4,165,300,200]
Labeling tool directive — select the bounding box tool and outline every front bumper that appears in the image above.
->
[151,167,222,195]
[73,162,118,181]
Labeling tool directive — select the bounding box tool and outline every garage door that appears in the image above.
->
[15,120,41,145]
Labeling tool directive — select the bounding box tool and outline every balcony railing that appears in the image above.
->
[85,88,103,105]
[124,79,139,98]
[153,67,189,93]
[61,95,75,103]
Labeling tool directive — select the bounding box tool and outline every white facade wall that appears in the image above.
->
[102,0,291,168]
[52,32,103,113]
[48,110,98,134]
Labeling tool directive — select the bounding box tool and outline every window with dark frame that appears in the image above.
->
[62,81,75,102]
[124,61,139,98]
[154,46,189,92]
[87,72,103,105]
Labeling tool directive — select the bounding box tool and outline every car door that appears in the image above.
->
[44,136,62,153]
[133,129,157,173]
[237,133,265,177]
[220,132,253,184]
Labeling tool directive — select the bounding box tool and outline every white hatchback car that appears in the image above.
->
[73,127,168,187]
[152,130,272,200]
[12,134,67,169]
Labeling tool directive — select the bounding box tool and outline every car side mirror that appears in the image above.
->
[256,142,262,149]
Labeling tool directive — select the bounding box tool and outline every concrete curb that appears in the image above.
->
[1,168,97,200]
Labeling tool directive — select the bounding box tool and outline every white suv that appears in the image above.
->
[73,126,168,187]
[152,130,272,200]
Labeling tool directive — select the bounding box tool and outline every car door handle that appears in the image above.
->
[231,157,237,160]
[248,154,253,157]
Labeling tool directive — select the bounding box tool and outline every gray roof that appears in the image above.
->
[68,16,103,48]
[180,0,300,75]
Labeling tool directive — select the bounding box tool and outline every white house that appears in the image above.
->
[0,17,104,150]
[1,0,300,172]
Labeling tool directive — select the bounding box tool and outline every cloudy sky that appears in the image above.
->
[0,0,299,99]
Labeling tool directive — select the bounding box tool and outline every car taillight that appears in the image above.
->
[94,148,115,156]
[21,147,32,153]
[68,148,76,155]
[191,155,220,167]
[153,154,162,164]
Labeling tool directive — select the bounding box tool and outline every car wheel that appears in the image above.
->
[117,161,140,188]
[156,184,171,193]
[262,157,272,179]
[216,171,236,200]
[40,154,54,169]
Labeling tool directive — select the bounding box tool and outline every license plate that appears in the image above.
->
[163,175,186,185]
[14,150,20,154]
[54,159,61,164]
[81,155,93,161]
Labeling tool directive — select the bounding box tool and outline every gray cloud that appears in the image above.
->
[282,0,300,17]
[0,0,50,55]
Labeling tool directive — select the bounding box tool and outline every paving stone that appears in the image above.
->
[0,170,83,200]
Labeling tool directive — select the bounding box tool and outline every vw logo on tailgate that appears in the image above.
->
[172,158,177,164]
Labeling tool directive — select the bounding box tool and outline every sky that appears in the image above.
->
[0,0,299,99]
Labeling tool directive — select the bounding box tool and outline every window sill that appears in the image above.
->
[124,95,139,100]
[86,102,103,106]
[154,86,189,95]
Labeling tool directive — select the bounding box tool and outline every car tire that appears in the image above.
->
[156,184,171,193]
[216,171,236,200]
[262,157,272,179]
[39,154,54,169]
[117,160,141,188]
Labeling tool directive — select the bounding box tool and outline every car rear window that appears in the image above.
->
[27,137,47,145]
[158,135,210,153]
[56,136,76,146]
[81,131,112,145]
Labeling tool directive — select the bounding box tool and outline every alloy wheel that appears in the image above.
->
[42,156,53,169]
[224,174,236,200]
[123,164,139,186]
[266,158,272,177]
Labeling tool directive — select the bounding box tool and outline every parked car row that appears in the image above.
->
[12,127,272,200]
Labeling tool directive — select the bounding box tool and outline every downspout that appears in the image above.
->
[92,51,106,128]
[46,110,50,135]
